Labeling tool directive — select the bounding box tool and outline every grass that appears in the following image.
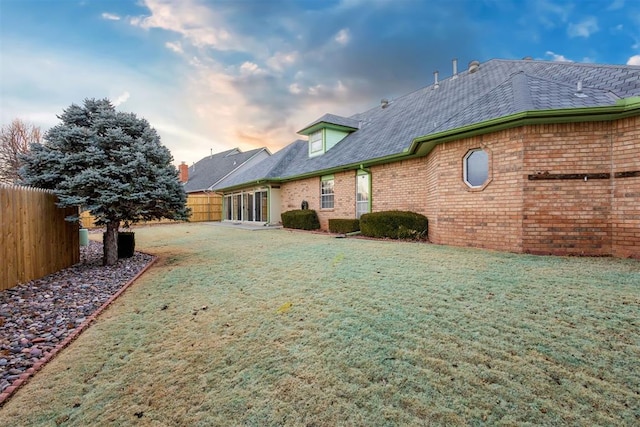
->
[0,223,638,426]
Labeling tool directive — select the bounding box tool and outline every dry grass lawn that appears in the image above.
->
[0,223,638,426]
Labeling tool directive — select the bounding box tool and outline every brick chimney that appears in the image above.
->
[179,161,189,183]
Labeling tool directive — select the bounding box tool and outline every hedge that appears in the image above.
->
[359,210,428,239]
[281,209,320,230]
[328,218,360,234]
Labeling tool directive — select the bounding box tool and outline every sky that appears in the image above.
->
[1,0,639,166]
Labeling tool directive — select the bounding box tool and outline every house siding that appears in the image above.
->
[612,115,640,259]
[281,171,356,230]
[370,128,524,252]
[522,122,614,256]
[277,118,638,258]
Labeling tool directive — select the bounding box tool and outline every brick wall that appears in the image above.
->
[370,128,524,252]
[280,171,355,230]
[277,117,638,258]
[612,115,640,259]
[522,122,613,256]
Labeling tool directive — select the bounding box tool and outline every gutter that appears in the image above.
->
[411,97,640,155]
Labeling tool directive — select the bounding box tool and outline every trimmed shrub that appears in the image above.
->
[329,218,360,234]
[281,209,320,230]
[360,210,428,240]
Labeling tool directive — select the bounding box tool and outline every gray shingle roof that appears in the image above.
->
[298,113,360,134]
[217,58,640,190]
[183,147,268,193]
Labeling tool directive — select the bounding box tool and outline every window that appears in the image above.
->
[463,149,489,188]
[255,191,268,222]
[234,194,242,220]
[356,171,370,218]
[321,175,334,209]
[309,130,323,155]
[224,195,232,220]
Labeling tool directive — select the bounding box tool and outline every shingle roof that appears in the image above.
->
[216,58,640,190]
[298,113,360,134]
[183,147,267,193]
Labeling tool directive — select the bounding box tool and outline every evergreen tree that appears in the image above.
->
[20,98,189,265]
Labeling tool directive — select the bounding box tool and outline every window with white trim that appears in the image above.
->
[321,175,334,209]
[463,149,489,188]
[356,171,370,218]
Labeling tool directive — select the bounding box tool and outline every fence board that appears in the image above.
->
[1,185,79,291]
[80,194,222,228]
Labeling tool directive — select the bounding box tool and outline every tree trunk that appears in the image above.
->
[103,221,120,266]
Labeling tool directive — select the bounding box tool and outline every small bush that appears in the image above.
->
[281,209,320,230]
[360,211,428,240]
[328,218,360,234]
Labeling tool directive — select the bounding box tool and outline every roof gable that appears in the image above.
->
[183,147,269,193]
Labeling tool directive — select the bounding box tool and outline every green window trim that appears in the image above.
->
[356,170,371,218]
[321,175,334,209]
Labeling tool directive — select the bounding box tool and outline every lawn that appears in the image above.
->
[0,223,638,426]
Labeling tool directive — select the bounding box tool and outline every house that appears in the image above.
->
[213,58,640,258]
[180,147,270,194]
[176,147,270,222]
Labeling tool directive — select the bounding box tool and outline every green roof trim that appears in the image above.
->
[410,99,640,157]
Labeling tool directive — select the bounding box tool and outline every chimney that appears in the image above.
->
[452,58,458,79]
[179,161,189,183]
[468,60,480,73]
[433,70,440,89]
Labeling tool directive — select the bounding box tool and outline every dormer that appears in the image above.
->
[298,113,359,158]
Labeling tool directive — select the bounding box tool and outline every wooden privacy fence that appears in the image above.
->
[1,185,80,291]
[186,194,222,222]
[80,193,222,228]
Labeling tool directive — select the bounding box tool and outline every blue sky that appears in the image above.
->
[1,0,639,166]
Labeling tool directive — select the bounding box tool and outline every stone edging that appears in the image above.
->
[0,255,158,407]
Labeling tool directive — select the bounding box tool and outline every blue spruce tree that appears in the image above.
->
[21,98,189,265]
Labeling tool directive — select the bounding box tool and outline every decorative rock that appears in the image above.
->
[0,240,154,400]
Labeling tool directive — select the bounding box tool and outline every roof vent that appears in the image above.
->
[575,80,587,98]
[468,60,480,73]
[433,71,440,89]
[452,58,458,79]
[523,56,533,60]
[381,98,389,108]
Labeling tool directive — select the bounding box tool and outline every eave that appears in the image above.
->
[411,97,640,157]
[298,122,359,136]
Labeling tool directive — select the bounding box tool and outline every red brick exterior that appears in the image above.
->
[279,117,639,258]
[612,116,640,258]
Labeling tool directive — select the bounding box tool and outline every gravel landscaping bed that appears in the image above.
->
[0,241,154,396]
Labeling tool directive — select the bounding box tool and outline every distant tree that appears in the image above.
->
[0,119,41,184]
[20,98,189,265]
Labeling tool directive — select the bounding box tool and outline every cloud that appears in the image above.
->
[113,91,130,106]
[545,51,573,62]
[567,17,599,38]
[627,54,640,65]
[130,0,237,50]
[608,0,625,11]
[335,28,350,45]
[165,41,183,54]
[266,51,299,72]
[101,12,121,21]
